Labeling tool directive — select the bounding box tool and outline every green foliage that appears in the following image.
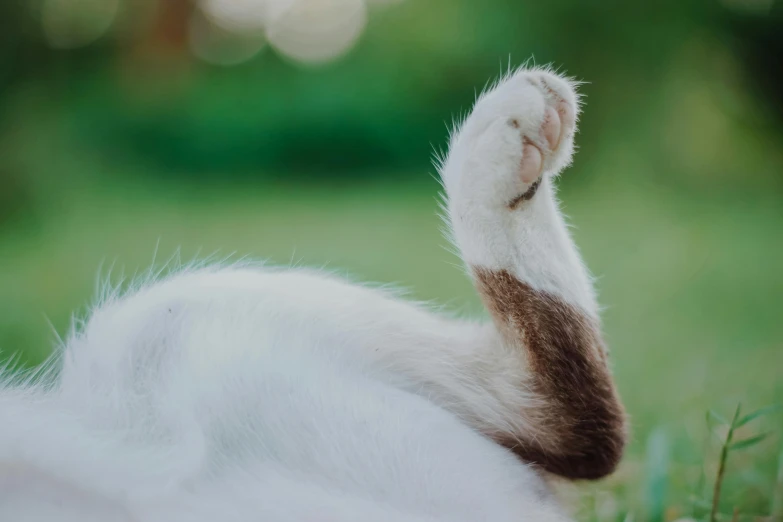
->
[2,0,781,180]
[701,404,781,522]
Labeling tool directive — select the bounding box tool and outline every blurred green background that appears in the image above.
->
[1,0,782,519]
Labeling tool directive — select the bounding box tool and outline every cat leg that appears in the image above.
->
[438,67,627,479]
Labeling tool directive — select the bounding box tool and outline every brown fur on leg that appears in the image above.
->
[474,268,627,480]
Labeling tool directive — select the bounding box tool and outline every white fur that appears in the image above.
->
[0,68,601,521]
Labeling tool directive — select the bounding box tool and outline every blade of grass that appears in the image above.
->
[711,404,742,522]
[729,433,769,451]
[735,405,782,429]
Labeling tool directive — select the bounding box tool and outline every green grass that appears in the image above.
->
[1,175,782,520]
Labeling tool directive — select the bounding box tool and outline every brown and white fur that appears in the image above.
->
[0,67,626,521]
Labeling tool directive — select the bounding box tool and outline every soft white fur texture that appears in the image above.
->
[0,67,603,521]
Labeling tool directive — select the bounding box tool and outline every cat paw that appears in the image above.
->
[442,68,580,209]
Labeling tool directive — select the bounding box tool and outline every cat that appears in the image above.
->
[0,66,627,521]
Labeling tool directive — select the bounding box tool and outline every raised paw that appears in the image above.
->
[440,68,580,209]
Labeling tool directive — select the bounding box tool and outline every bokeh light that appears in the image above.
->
[199,0,270,33]
[199,0,369,65]
[189,10,267,66]
[265,0,367,64]
[38,0,391,65]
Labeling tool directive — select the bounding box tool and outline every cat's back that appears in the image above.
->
[4,267,566,521]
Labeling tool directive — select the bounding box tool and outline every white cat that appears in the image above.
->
[0,67,626,521]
